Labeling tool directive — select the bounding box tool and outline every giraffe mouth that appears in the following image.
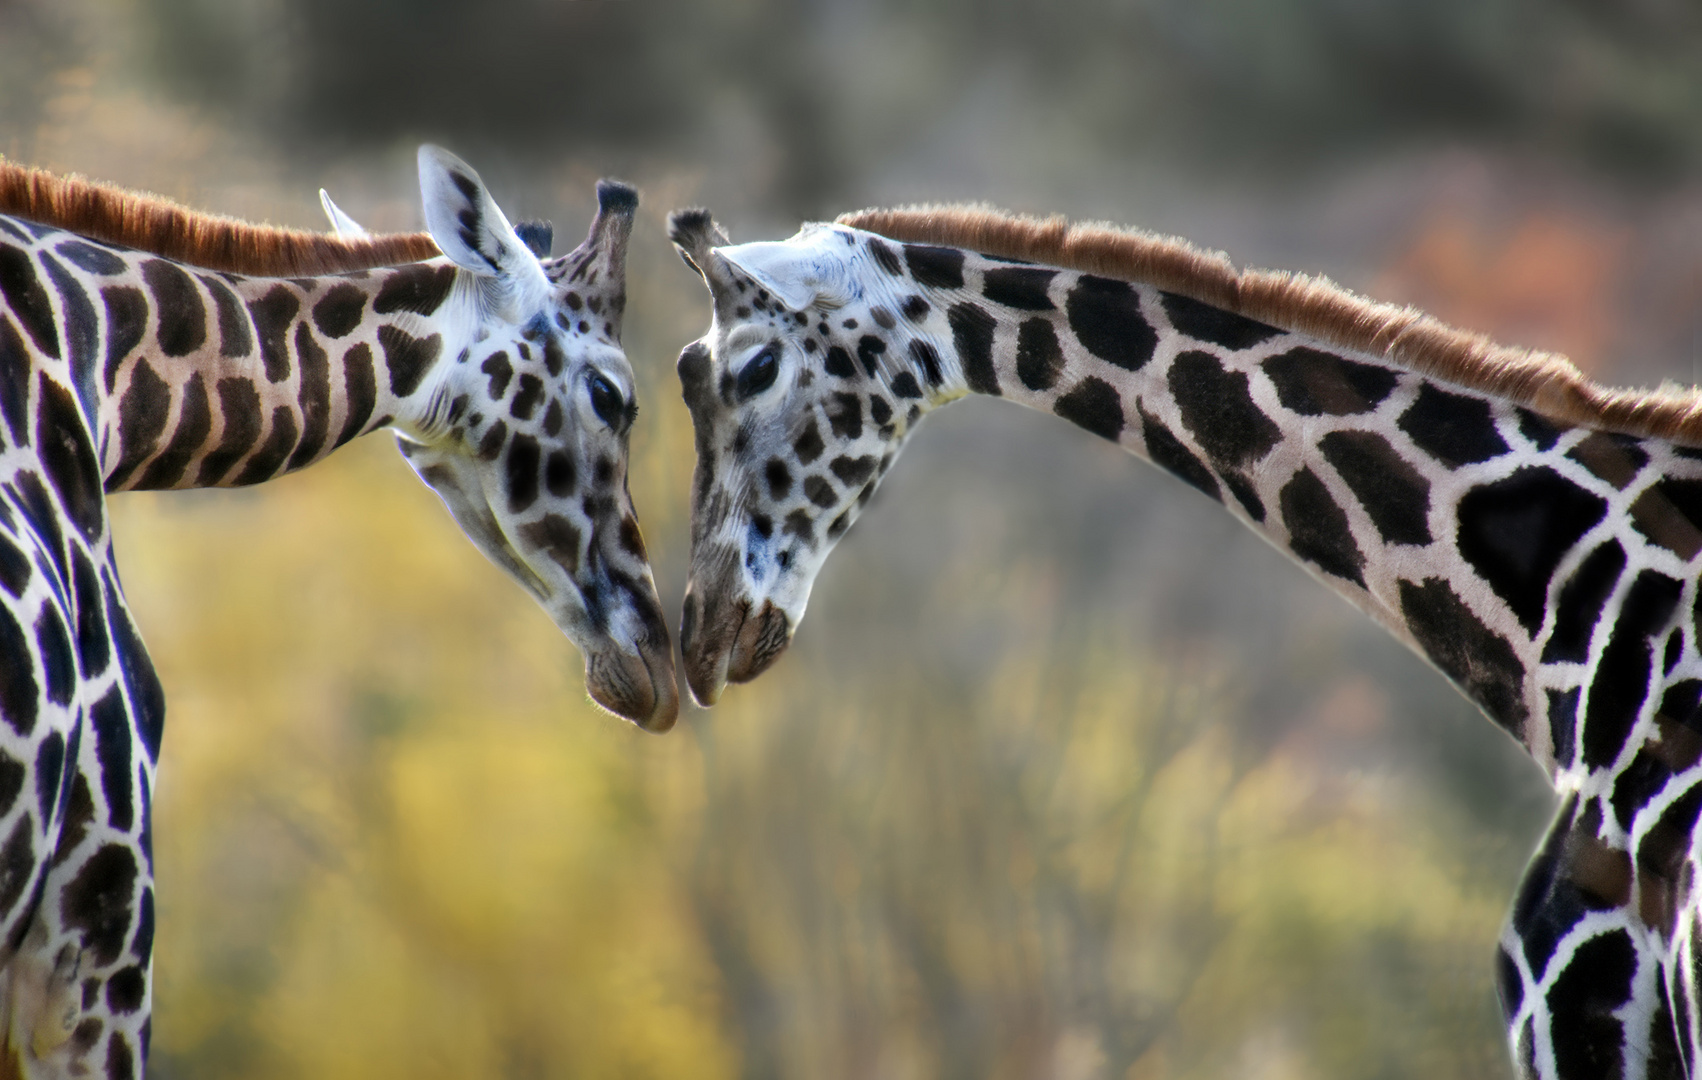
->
[584,636,679,732]
[679,586,792,707]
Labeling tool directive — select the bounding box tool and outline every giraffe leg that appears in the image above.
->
[0,525,114,1079]
[1499,793,1686,1079]
[21,776,153,1080]
[0,825,153,1080]
[0,675,154,1080]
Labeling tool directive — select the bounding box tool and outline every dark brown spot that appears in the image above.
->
[1168,350,1280,470]
[544,450,575,496]
[135,372,211,490]
[373,263,457,316]
[518,514,581,573]
[783,509,814,544]
[510,373,544,420]
[334,343,378,447]
[1160,291,1281,350]
[231,406,297,485]
[1262,347,1398,416]
[481,351,514,399]
[1400,577,1528,734]
[803,475,836,508]
[0,317,29,447]
[1065,276,1155,372]
[829,455,876,486]
[620,516,647,559]
[1398,383,1510,468]
[89,687,132,831]
[198,274,254,358]
[1281,467,1365,587]
[70,1017,102,1055]
[110,360,171,491]
[0,813,34,918]
[868,238,903,275]
[1568,432,1648,490]
[247,285,300,383]
[1631,480,1702,561]
[827,393,863,439]
[100,287,148,394]
[1053,376,1124,441]
[1015,317,1064,391]
[765,458,792,499]
[378,325,442,397]
[904,245,965,289]
[948,302,999,395]
[61,844,138,967]
[507,434,540,512]
[196,377,263,484]
[1318,429,1432,546]
[793,419,824,464]
[0,244,59,358]
[287,322,332,471]
[34,376,102,537]
[983,266,1056,311]
[311,282,367,338]
[824,346,856,378]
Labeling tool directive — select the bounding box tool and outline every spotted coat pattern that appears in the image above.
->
[0,150,670,1079]
[669,216,1702,1079]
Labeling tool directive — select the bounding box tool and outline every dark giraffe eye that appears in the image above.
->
[588,373,624,427]
[736,347,780,400]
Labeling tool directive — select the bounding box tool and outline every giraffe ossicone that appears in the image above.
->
[317,188,368,239]
[669,203,1702,1078]
[0,146,671,1078]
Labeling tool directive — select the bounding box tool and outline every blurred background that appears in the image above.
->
[5,1,1702,1076]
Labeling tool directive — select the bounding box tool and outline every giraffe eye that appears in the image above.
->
[736,347,780,400]
[588,373,624,427]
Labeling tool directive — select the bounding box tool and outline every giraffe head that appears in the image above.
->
[667,210,941,704]
[395,148,677,730]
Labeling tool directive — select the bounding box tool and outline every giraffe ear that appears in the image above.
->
[417,146,548,295]
[715,230,853,312]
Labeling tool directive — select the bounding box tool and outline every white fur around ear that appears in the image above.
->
[417,146,548,299]
[318,189,368,238]
[715,226,855,312]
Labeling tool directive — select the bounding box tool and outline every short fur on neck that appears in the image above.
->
[1,158,440,275]
[838,204,1702,446]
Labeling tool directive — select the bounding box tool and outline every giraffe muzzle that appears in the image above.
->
[585,637,679,732]
[680,586,792,707]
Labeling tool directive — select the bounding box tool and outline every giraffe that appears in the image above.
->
[666,203,1702,1078]
[0,146,673,1079]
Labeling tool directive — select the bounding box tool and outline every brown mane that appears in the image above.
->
[838,204,1702,446]
[1,158,440,276]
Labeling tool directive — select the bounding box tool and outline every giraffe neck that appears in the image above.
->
[2,214,465,492]
[868,244,1701,783]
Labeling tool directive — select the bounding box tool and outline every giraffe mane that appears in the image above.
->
[0,158,441,276]
[838,204,1702,447]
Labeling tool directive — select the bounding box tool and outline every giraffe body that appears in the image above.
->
[0,148,671,1078]
[668,208,1702,1078]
